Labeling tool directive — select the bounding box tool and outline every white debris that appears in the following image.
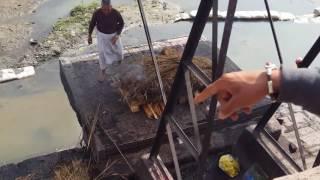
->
[314,7,320,17]
[278,12,296,21]
[188,10,295,21]
[295,14,320,24]
[29,38,38,45]
[235,11,266,19]
[189,10,197,18]
[311,16,320,23]
[295,14,313,24]
[174,12,191,21]
[0,66,35,83]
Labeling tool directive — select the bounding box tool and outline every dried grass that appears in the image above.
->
[116,47,212,105]
[15,174,35,180]
[53,160,90,180]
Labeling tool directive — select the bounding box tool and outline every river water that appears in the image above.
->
[0,0,319,165]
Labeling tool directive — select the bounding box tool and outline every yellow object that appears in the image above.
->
[218,154,240,178]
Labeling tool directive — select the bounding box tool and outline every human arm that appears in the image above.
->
[194,68,320,120]
[115,10,124,35]
[279,68,320,114]
[111,10,124,45]
[194,70,270,120]
[88,11,97,44]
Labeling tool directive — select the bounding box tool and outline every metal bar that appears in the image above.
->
[165,124,182,180]
[103,129,135,173]
[136,1,181,178]
[262,129,303,172]
[183,62,211,87]
[288,103,307,170]
[254,103,281,133]
[184,70,202,150]
[215,0,237,78]
[199,0,237,177]
[169,116,200,160]
[263,1,306,168]
[263,0,283,64]
[298,36,320,68]
[254,35,320,133]
[212,0,218,80]
[136,0,167,103]
[149,0,213,158]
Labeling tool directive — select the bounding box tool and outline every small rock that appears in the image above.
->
[17,84,23,89]
[17,4,22,7]
[314,7,320,17]
[266,118,282,140]
[29,38,38,45]
[51,46,61,56]
[71,30,76,37]
[288,142,298,153]
[276,117,284,125]
[32,10,36,13]
[23,54,29,59]
[162,2,168,10]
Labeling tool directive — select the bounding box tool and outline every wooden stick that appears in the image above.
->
[87,104,101,152]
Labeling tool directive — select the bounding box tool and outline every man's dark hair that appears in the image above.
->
[101,0,111,5]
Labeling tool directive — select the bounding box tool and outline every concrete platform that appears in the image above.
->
[59,37,270,166]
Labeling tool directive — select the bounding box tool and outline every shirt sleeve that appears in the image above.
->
[89,11,97,35]
[115,10,124,35]
[278,68,320,115]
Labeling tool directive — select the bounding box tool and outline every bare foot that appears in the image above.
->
[97,70,105,83]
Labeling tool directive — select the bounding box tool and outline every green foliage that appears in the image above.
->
[53,2,99,32]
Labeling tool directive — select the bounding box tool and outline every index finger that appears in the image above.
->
[194,80,222,104]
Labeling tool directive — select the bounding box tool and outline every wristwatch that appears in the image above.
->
[265,62,278,101]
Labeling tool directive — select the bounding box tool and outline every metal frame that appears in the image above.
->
[149,0,214,160]
[136,0,320,178]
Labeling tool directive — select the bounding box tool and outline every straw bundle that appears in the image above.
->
[114,47,212,107]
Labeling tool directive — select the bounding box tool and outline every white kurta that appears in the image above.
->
[97,30,124,70]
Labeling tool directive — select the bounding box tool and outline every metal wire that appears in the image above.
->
[288,104,307,170]
[263,0,283,64]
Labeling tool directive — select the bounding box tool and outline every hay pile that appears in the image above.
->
[54,160,90,180]
[111,47,212,109]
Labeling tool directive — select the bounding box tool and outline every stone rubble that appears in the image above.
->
[269,103,320,168]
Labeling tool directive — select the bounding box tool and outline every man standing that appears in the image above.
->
[88,0,124,82]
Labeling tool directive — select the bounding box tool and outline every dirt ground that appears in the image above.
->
[0,0,43,69]
[0,0,41,20]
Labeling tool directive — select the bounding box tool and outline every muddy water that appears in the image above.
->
[124,21,320,69]
[124,0,320,69]
[0,0,134,165]
[1,0,320,166]
[0,61,82,165]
